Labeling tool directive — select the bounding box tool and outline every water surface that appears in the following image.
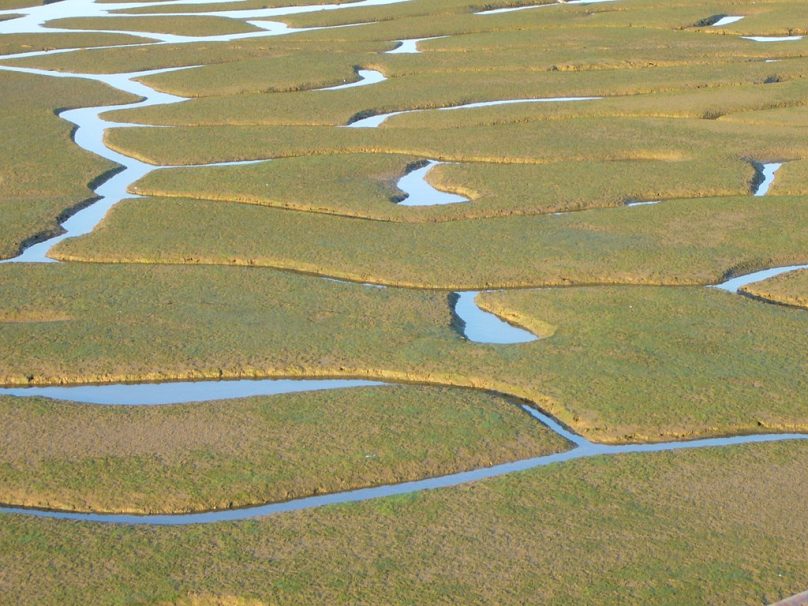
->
[320,68,386,91]
[712,16,744,27]
[396,161,468,206]
[0,379,386,405]
[743,36,804,42]
[452,291,539,344]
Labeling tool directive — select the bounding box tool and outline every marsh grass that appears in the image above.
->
[0,385,567,513]
[1,264,806,442]
[103,60,808,127]
[1,2,807,601]
[49,16,263,37]
[2,442,808,604]
[132,153,755,221]
[0,31,145,56]
[101,115,808,174]
[740,269,808,309]
[52,195,808,289]
[0,70,136,258]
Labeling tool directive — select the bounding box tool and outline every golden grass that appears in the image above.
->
[0,0,41,9]
[139,48,387,97]
[100,115,808,175]
[770,159,808,195]
[741,269,808,309]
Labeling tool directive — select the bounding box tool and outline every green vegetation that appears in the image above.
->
[100,115,808,178]
[53,195,808,288]
[0,70,135,259]
[2,441,808,604]
[1,264,806,442]
[132,153,755,221]
[477,285,808,439]
[0,385,566,513]
[139,49,387,96]
[1,0,807,602]
[101,62,808,127]
[741,269,808,309]
[49,16,263,37]
[0,31,146,56]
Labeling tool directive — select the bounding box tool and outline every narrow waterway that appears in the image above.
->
[451,291,538,344]
[395,161,468,206]
[385,36,447,54]
[321,68,386,91]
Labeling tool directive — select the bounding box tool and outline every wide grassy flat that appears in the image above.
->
[477,285,808,439]
[2,441,808,604]
[111,0,379,9]
[0,70,135,259]
[740,269,808,309]
[104,60,808,126]
[48,15,264,37]
[141,50,384,96]
[52,195,808,288]
[101,115,808,172]
[0,385,566,513]
[132,153,755,221]
[0,31,147,56]
[2,264,806,442]
[0,0,43,9]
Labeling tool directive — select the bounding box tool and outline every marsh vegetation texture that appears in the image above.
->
[0,0,807,604]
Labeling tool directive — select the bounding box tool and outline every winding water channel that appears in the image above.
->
[321,68,386,91]
[395,160,468,206]
[0,0,806,526]
[385,36,447,54]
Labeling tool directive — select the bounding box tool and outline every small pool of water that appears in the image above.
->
[754,162,783,197]
[625,200,660,208]
[712,16,744,27]
[743,36,804,42]
[0,378,386,405]
[452,291,539,344]
[396,161,468,206]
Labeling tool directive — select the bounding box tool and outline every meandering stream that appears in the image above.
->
[395,160,468,206]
